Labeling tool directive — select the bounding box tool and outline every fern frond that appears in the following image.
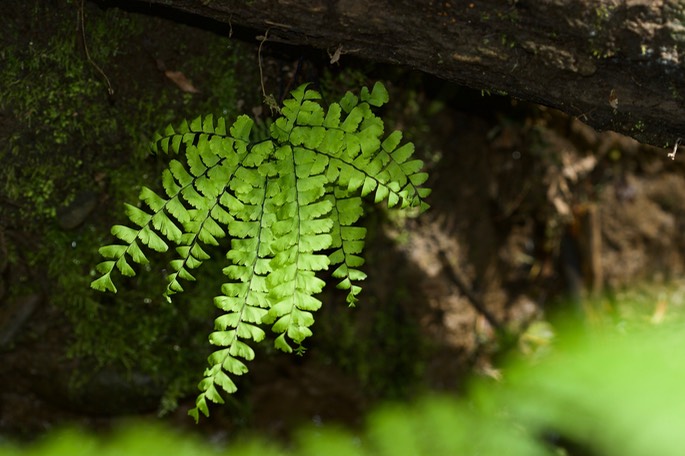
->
[255,88,335,353]
[190,171,275,420]
[322,84,430,211]
[261,144,332,353]
[327,188,367,306]
[164,206,229,299]
[151,114,233,155]
[91,197,171,293]
[92,81,431,421]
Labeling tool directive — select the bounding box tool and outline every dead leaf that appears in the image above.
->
[327,44,360,64]
[164,70,200,93]
[329,44,343,64]
[562,155,597,181]
[608,89,618,109]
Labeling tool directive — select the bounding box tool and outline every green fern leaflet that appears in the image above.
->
[91,82,431,421]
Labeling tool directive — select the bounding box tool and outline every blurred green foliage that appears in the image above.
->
[3,323,684,455]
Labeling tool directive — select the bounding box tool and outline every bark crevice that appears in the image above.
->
[116,0,685,147]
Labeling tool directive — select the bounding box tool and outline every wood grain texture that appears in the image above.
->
[120,0,685,147]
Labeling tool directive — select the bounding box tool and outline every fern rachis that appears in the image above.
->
[91,82,431,420]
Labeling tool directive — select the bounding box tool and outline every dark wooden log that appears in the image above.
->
[118,0,685,149]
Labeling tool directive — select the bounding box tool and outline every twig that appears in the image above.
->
[79,0,113,96]
[437,249,506,335]
[257,29,279,113]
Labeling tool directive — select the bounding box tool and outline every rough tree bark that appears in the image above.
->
[117,0,685,149]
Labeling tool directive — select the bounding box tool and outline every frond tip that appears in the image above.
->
[90,81,431,421]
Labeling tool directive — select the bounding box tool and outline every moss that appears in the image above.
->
[0,0,260,412]
[594,4,613,22]
[670,83,682,101]
[1,0,438,417]
[1,2,139,223]
[0,0,258,223]
[315,289,427,400]
[633,120,646,132]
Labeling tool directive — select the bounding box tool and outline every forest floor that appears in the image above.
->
[2,0,685,444]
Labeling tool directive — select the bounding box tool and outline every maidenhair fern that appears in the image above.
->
[91,82,431,421]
